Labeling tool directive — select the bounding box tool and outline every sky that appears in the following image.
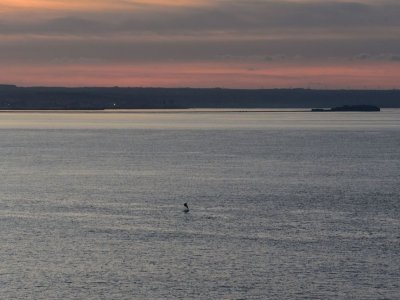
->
[0,0,400,88]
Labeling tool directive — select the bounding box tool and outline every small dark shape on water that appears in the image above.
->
[312,105,380,112]
[183,203,189,213]
[331,105,380,112]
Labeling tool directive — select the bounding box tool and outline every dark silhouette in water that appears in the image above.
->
[331,105,380,112]
[183,203,189,213]
[312,105,380,112]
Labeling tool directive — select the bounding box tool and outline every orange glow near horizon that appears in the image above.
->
[1,61,399,89]
[1,0,399,89]
[0,0,207,11]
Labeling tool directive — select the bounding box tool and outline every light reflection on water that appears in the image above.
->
[0,109,399,129]
[0,110,399,299]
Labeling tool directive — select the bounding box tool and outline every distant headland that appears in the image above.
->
[312,105,381,112]
[0,85,398,110]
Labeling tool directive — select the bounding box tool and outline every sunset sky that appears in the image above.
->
[1,0,400,88]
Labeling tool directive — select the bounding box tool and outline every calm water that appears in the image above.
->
[0,110,399,299]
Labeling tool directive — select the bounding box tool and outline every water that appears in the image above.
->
[0,110,399,299]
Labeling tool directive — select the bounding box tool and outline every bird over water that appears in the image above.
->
[183,203,189,213]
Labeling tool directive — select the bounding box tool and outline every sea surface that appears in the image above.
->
[0,109,399,299]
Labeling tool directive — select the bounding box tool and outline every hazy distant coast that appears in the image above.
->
[1,85,399,110]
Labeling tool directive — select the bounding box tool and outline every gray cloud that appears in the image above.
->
[1,0,400,64]
[354,52,400,61]
[2,1,400,35]
[2,35,400,64]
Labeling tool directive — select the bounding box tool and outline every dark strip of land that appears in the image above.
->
[1,85,399,109]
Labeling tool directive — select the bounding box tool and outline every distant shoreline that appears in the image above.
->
[0,108,396,114]
[0,109,311,114]
[1,86,399,109]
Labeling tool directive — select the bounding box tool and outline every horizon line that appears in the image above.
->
[1,84,399,91]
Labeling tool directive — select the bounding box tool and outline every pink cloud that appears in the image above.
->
[1,61,399,89]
